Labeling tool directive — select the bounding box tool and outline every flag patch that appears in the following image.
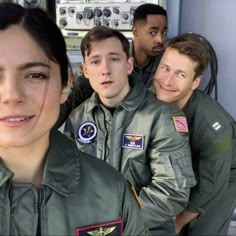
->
[173,116,189,132]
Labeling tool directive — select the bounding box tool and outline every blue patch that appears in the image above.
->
[122,134,144,150]
[76,122,97,144]
[76,220,123,236]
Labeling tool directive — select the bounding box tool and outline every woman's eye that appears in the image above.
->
[27,73,48,80]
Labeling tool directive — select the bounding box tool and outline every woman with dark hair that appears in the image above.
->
[0,3,148,235]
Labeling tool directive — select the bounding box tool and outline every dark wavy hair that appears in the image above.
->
[0,2,69,86]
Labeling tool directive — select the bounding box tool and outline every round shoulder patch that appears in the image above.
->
[76,122,97,144]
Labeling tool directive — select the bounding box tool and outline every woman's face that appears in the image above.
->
[0,25,67,148]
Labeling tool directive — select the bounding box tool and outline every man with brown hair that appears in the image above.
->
[154,33,236,235]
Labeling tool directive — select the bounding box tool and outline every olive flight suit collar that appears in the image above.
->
[0,130,80,197]
[85,75,147,113]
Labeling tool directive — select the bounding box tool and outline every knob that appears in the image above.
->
[69,8,75,14]
[114,21,119,27]
[94,8,102,17]
[122,13,129,20]
[59,8,66,15]
[83,8,94,19]
[95,20,102,26]
[130,8,135,15]
[60,19,67,27]
[76,13,83,20]
[113,8,119,15]
[104,21,110,27]
[103,8,111,17]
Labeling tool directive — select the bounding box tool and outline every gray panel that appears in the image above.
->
[166,0,181,38]
[179,0,236,119]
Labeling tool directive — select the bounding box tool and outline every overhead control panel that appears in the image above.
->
[55,0,166,74]
[56,1,146,31]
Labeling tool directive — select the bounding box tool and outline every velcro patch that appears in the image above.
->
[76,220,123,236]
[173,116,189,132]
[210,121,223,134]
[76,122,97,144]
[122,134,144,149]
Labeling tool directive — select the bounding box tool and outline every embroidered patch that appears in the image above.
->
[76,220,123,236]
[122,134,144,149]
[173,116,189,132]
[210,121,223,133]
[76,122,97,144]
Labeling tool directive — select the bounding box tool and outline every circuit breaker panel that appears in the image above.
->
[56,0,166,73]
[57,1,147,31]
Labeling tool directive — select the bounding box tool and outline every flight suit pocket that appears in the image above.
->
[128,157,151,193]
[170,154,196,188]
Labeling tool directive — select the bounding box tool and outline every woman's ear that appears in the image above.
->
[67,70,74,87]
[60,85,70,104]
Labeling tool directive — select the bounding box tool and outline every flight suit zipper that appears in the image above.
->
[36,188,44,236]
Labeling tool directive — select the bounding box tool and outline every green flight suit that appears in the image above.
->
[0,130,149,236]
[181,89,236,235]
[64,76,196,235]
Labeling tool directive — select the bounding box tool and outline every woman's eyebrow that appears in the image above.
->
[18,61,50,70]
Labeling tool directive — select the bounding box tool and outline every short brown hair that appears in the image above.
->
[166,33,210,78]
[80,26,130,59]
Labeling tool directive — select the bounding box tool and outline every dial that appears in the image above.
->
[83,8,94,19]
[103,8,111,17]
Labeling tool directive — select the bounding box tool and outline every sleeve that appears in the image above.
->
[140,105,196,229]
[54,75,93,129]
[119,180,150,236]
[186,120,233,215]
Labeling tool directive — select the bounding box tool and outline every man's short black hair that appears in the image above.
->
[133,3,167,24]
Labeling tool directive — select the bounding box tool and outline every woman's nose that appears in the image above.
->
[0,75,25,106]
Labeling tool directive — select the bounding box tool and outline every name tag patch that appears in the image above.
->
[122,134,144,150]
[76,122,97,144]
[76,220,123,236]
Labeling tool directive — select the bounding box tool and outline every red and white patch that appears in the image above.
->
[173,116,189,132]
